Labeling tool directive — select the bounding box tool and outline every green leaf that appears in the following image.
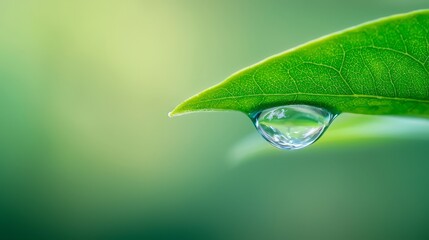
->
[170,10,429,118]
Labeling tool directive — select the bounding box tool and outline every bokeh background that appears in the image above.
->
[2,0,429,239]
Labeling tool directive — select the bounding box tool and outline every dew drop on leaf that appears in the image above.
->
[251,105,336,150]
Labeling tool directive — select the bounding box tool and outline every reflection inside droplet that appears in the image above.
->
[251,105,336,150]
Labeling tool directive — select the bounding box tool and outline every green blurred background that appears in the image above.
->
[1,0,429,239]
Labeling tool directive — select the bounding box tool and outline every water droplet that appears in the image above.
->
[251,105,336,150]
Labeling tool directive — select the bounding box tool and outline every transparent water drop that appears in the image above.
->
[251,105,336,150]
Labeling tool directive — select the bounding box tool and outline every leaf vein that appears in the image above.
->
[196,92,429,104]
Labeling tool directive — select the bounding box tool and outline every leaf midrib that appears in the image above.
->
[196,92,429,104]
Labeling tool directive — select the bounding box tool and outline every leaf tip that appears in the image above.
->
[168,97,196,118]
[168,108,189,118]
[169,87,218,117]
[168,105,183,118]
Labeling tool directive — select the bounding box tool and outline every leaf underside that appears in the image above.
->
[170,10,429,118]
